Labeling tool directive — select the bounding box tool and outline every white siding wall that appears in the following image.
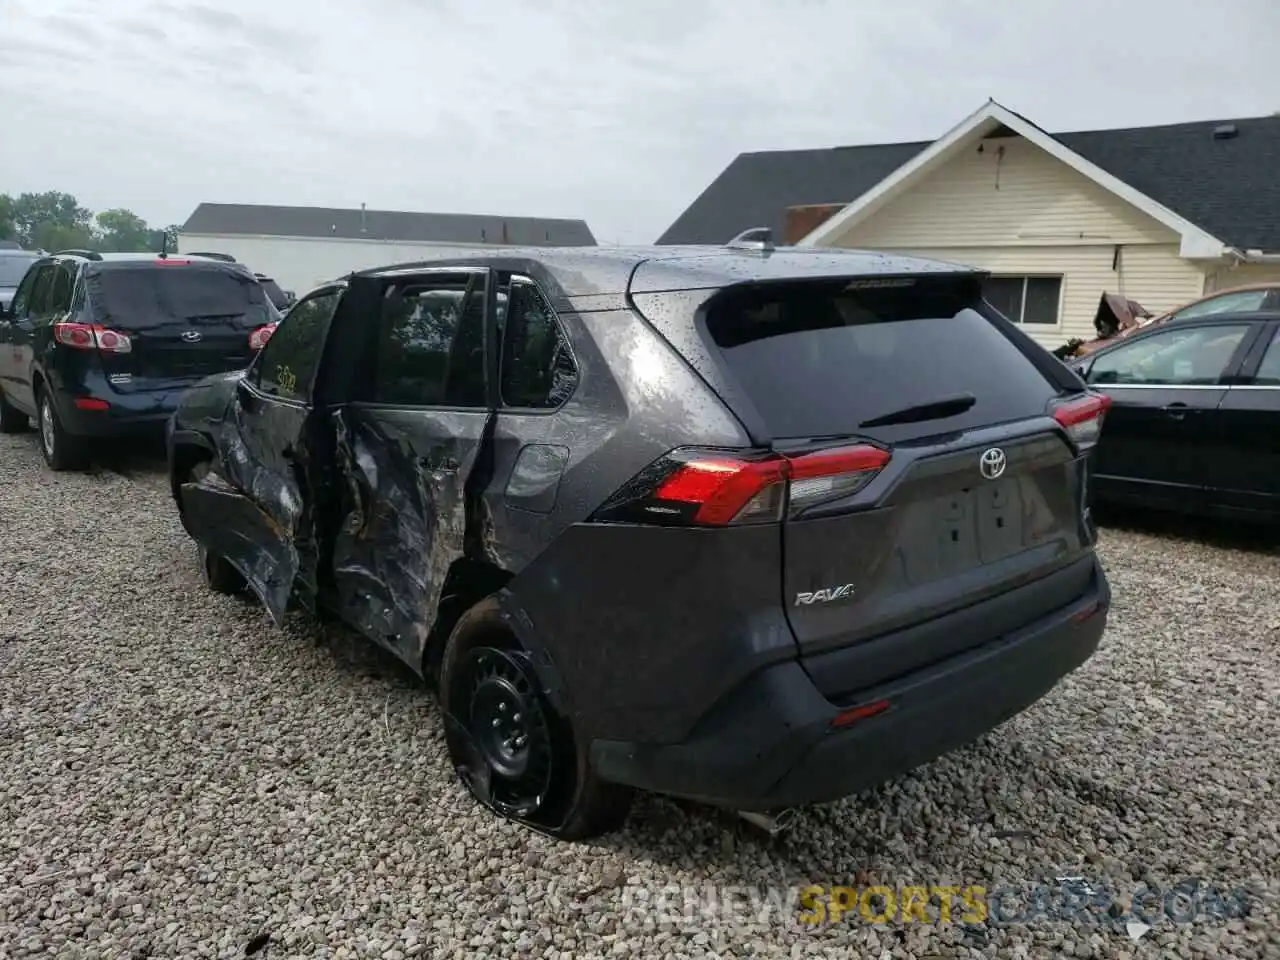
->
[177,234,504,295]
[892,246,1205,349]
[1203,262,1280,293]
[826,137,1209,346]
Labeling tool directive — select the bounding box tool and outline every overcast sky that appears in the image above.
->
[4,0,1277,244]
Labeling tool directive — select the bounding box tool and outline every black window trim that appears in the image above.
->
[245,283,347,407]
[1233,317,1280,387]
[353,265,493,413]
[1081,316,1266,389]
[495,272,579,415]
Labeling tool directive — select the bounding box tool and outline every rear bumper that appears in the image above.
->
[589,555,1109,811]
[51,376,195,438]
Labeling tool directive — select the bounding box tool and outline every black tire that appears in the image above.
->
[439,600,633,841]
[0,390,28,433]
[36,388,89,471]
[188,462,246,596]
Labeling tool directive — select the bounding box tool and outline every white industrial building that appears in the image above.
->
[176,202,597,295]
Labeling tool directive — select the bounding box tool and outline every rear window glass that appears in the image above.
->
[704,277,1058,441]
[0,257,36,286]
[87,266,270,328]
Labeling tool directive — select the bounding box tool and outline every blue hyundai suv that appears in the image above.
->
[0,251,279,470]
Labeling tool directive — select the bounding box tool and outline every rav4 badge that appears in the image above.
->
[795,583,856,606]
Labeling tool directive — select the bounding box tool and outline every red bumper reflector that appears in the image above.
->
[73,398,110,411]
[1071,601,1101,623]
[831,698,892,729]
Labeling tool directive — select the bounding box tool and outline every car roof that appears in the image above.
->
[350,244,983,298]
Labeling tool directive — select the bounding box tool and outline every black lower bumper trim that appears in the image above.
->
[590,557,1109,811]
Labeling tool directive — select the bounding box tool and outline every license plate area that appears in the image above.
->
[892,479,1028,586]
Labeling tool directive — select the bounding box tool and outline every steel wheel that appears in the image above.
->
[459,646,555,818]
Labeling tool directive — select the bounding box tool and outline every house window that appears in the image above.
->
[983,276,1062,325]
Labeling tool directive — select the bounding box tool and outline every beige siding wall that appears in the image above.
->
[825,135,1209,346]
[890,246,1205,348]
[1203,262,1280,293]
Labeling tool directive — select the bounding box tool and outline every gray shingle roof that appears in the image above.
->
[181,203,596,246]
[657,114,1280,251]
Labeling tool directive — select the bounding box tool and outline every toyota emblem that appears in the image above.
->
[979,447,1007,481]
[181,330,203,343]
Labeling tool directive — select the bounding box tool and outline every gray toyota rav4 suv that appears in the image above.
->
[167,240,1112,839]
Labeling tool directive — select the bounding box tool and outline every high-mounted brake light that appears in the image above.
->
[154,258,191,265]
[1053,393,1111,450]
[249,323,277,351]
[592,443,891,527]
[53,322,132,353]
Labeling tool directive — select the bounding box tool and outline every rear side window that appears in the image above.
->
[366,274,487,408]
[87,266,271,329]
[498,278,577,408]
[703,277,1059,440]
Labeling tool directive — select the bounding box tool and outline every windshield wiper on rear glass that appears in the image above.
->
[858,392,976,429]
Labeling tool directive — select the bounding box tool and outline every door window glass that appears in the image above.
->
[48,266,74,314]
[1086,324,1251,386]
[25,266,55,317]
[1251,328,1280,386]
[255,289,341,401]
[498,278,576,408]
[367,273,487,407]
[8,265,41,317]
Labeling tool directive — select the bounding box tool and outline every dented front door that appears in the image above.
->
[180,285,343,620]
[328,268,493,669]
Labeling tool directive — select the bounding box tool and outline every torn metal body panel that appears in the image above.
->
[328,405,487,667]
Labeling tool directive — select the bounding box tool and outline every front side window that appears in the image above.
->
[8,263,43,317]
[25,266,55,317]
[1169,289,1269,322]
[498,277,577,408]
[254,289,341,401]
[366,273,487,407]
[982,276,1062,325]
[1086,324,1251,386]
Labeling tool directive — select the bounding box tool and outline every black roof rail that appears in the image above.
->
[53,249,103,261]
[186,251,237,263]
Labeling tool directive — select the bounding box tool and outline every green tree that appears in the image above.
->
[96,208,152,252]
[11,191,93,249]
[0,194,16,243]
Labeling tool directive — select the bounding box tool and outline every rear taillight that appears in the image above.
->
[53,322,132,354]
[591,443,891,527]
[249,323,277,351]
[1053,392,1111,450]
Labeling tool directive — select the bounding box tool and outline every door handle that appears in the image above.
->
[1161,402,1190,420]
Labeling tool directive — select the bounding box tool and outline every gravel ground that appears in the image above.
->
[1,430,1277,960]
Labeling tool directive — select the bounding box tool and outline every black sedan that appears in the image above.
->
[1067,310,1280,520]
